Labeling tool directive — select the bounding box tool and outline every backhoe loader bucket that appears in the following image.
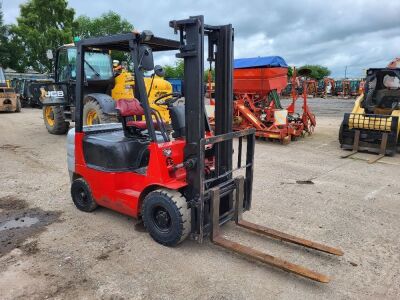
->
[340,113,399,161]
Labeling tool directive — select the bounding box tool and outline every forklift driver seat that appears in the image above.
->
[116,98,161,136]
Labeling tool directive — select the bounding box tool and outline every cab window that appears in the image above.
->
[57,50,69,82]
[67,48,113,80]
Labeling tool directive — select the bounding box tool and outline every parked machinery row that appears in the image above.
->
[282,77,365,98]
[11,78,54,108]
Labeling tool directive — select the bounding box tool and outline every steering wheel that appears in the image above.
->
[154,92,181,106]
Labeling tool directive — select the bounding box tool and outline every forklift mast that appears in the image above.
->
[170,16,255,241]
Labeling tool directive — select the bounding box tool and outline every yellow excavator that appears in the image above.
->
[38,42,173,134]
[339,65,400,162]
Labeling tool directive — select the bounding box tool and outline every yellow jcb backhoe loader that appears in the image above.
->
[37,43,173,134]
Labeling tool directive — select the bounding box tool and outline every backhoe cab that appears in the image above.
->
[68,16,342,283]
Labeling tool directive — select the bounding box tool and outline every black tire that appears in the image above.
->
[83,99,116,126]
[15,98,21,113]
[71,178,98,212]
[339,122,344,145]
[43,106,70,135]
[142,189,191,247]
[21,98,28,108]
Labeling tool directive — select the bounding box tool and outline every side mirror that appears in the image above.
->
[46,49,53,60]
[138,45,154,71]
[154,65,165,77]
[140,30,154,42]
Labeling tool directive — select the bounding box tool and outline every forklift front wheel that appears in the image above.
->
[71,178,98,212]
[142,189,191,247]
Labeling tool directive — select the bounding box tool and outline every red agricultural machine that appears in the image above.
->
[232,58,315,143]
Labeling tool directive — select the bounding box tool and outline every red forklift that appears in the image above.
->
[66,16,343,283]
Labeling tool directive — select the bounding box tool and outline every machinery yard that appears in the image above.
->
[1,99,399,299]
[1,1,400,299]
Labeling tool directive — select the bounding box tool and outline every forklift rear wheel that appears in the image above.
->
[71,178,98,212]
[43,106,70,135]
[142,189,191,247]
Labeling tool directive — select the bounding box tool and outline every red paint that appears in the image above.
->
[231,66,315,141]
[233,67,288,95]
[75,133,187,218]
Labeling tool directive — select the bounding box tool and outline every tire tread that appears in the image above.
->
[142,188,191,246]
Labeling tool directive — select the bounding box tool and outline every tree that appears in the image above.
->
[164,60,216,81]
[287,66,293,78]
[1,2,25,72]
[298,64,331,80]
[74,11,133,38]
[0,3,8,67]
[164,60,184,78]
[74,11,134,63]
[10,0,75,73]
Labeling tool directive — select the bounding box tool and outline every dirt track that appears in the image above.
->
[0,99,400,299]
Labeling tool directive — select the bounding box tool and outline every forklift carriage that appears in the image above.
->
[68,15,342,283]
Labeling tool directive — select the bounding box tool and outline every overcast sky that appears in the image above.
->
[3,0,400,78]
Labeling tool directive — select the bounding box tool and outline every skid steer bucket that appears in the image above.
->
[340,113,399,162]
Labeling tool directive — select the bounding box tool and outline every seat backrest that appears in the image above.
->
[116,98,145,116]
[169,105,185,138]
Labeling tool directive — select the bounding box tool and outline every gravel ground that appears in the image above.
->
[0,98,399,299]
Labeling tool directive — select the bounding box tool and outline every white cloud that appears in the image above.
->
[3,0,400,78]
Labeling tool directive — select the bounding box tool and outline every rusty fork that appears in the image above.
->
[210,176,343,283]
